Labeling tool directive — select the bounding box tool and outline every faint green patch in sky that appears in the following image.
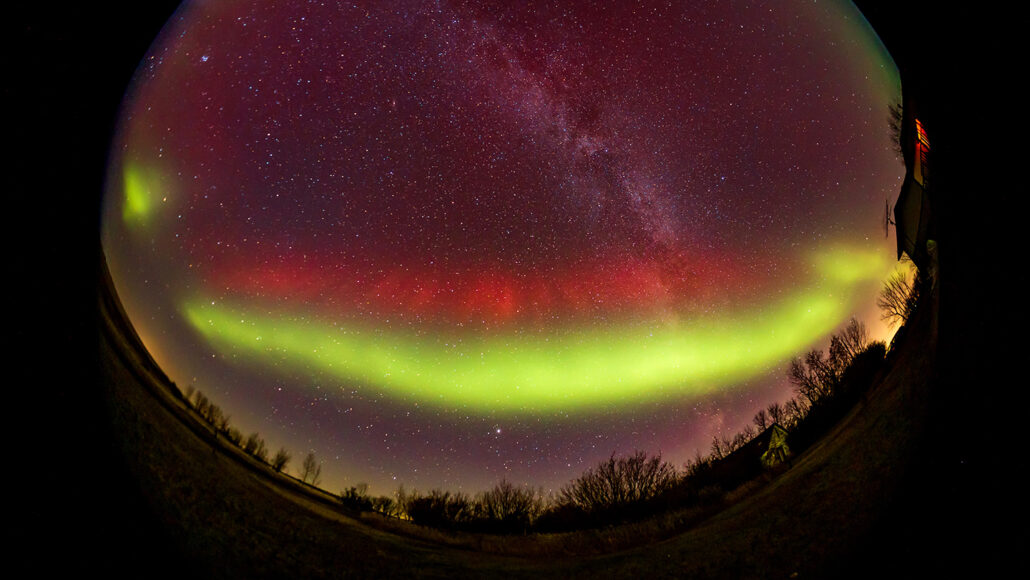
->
[122,162,163,227]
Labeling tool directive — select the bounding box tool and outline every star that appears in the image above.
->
[103,0,904,495]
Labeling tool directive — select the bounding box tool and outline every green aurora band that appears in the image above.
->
[183,246,889,414]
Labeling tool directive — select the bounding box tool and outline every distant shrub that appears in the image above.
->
[300,452,322,486]
[404,489,474,529]
[340,484,373,512]
[271,448,291,472]
[204,404,223,427]
[476,480,544,533]
[370,495,399,518]
[192,391,210,418]
[685,452,713,479]
[243,433,267,462]
[558,451,677,517]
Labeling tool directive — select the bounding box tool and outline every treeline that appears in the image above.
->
[344,261,926,533]
[173,267,926,536]
[174,385,324,485]
[175,321,893,534]
[365,318,887,533]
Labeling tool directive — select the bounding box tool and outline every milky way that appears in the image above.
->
[103,0,903,494]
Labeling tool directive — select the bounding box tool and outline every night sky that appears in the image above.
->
[102,0,903,495]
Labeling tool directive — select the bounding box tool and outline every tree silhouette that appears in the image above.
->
[243,433,266,461]
[478,480,543,530]
[878,270,922,329]
[831,318,868,365]
[789,351,833,405]
[216,413,231,433]
[685,451,712,478]
[559,451,676,514]
[710,436,726,460]
[405,489,474,528]
[271,448,291,472]
[784,397,808,428]
[192,391,210,418]
[340,484,373,511]
[789,318,869,405]
[753,409,769,431]
[204,403,222,427]
[300,452,322,486]
[370,495,399,517]
[888,101,904,158]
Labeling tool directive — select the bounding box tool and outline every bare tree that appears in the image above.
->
[340,483,372,511]
[685,451,711,478]
[243,433,267,462]
[888,101,904,158]
[478,480,544,525]
[192,391,210,418]
[711,436,726,460]
[204,404,222,427]
[767,402,785,425]
[834,318,868,363]
[753,409,769,431]
[730,432,748,452]
[878,270,920,328]
[300,452,322,486]
[404,489,474,528]
[272,448,291,472]
[242,432,260,453]
[742,424,756,441]
[395,485,409,516]
[784,397,808,428]
[559,451,677,513]
[789,351,830,405]
[825,319,867,379]
[790,318,869,406]
[370,496,399,517]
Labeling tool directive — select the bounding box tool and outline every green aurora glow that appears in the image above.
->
[122,162,163,227]
[182,246,890,414]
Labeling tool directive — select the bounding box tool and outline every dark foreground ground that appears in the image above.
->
[85,241,942,579]
[12,2,1019,577]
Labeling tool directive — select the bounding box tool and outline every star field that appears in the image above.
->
[104,0,903,494]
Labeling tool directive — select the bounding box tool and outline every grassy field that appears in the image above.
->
[95,251,939,578]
